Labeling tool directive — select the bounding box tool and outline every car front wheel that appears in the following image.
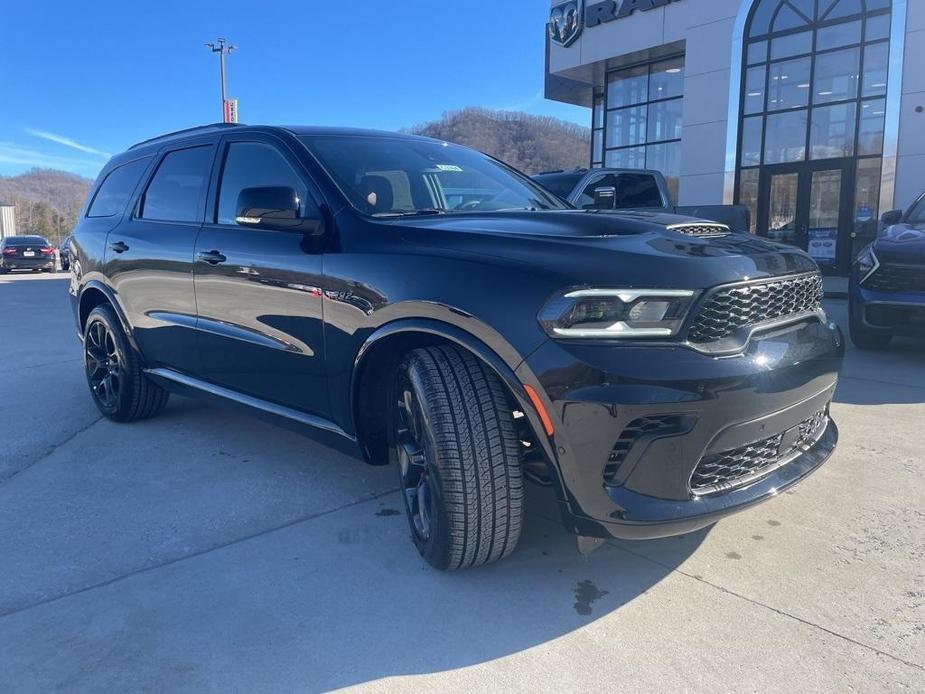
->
[392,346,524,570]
[83,304,170,422]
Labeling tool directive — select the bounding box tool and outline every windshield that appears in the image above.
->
[907,197,925,224]
[299,136,570,217]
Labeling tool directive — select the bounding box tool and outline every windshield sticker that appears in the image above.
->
[436,164,463,172]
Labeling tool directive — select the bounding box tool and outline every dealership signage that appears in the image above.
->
[549,0,684,47]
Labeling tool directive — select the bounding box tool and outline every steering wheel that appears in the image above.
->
[455,200,483,211]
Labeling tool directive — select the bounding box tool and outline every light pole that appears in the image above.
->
[205,38,236,122]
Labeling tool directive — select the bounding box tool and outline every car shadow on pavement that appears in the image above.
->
[0,404,707,691]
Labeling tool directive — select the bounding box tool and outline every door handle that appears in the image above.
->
[198,250,227,265]
[110,241,129,254]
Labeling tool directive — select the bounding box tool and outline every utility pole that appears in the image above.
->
[205,38,237,122]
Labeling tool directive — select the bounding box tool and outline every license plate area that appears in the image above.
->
[23,251,35,257]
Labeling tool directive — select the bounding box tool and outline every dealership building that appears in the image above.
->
[546,0,923,275]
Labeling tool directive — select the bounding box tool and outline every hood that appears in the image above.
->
[392,210,817,290]
[395,209,726,239]
[874,222,925,264]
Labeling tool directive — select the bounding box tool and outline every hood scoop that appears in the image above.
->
[667,223,732,238]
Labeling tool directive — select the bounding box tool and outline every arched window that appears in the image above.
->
[735,0,892,272]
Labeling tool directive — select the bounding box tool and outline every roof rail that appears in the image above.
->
[129,122,245,150]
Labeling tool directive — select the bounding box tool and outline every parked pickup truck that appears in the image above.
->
[533,168,751,234]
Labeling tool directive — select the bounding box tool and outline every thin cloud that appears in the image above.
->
[0,141,104,176]
[25,128,111,158]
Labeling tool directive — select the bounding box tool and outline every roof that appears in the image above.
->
[128,123,439,153]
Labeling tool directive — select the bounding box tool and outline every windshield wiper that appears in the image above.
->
[372,208,447,218]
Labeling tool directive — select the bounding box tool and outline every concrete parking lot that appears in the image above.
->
[0,272,923,693]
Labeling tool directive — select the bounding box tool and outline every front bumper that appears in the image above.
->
[518,317,844,540]
[850,283,925,338]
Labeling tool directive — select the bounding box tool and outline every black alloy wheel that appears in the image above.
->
[395,370,438,544]
[85,318,122,410]
[391,346,524,570]
[82,304,170,422]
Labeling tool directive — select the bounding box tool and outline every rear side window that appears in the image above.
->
[87,158,150,218]
[577,173,665,210]
[140,146,213,223]
[216,142,307,225]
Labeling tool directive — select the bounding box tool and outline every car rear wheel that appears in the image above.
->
[849,303,892,350]
[392,346,523,570]
[83,305,170,422]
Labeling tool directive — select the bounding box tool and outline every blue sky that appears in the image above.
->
[0,0,588,179]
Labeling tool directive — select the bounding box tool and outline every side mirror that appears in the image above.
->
[235,186,323,235]
[880,209,903,226]
[592,186,616,210]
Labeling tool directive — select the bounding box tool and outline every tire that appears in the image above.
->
[83,304,169,422]
[391,345,523,570]
[849,303,891,350]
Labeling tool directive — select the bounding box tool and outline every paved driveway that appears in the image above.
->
[1,273,923,692]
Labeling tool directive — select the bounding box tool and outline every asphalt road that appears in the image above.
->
[1,273,923,693]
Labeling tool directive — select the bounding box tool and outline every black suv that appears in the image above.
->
[70,124,844,569]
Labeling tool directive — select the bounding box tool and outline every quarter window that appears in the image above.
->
[87,158,150,218]
[216,142,308,225]
[140,146,213,223]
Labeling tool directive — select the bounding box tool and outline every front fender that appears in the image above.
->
[348,316,559,485]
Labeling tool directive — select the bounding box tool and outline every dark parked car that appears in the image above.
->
[532,167,751,234]
[69,124,844,570]
[0,235,57,273]
[850,193,925,349]
[59,235,72,271]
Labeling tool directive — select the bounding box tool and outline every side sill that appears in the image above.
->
[144,367,356,442]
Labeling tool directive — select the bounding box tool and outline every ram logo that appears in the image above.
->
[548,1,583,47]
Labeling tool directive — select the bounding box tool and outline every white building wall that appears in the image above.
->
[547,0,922,210]
[0,206,16,239]
[895,0,925,210]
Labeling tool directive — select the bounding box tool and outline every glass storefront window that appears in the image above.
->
[601,56,684,195]
[862,43,889,97]
[649,57,684,100]
[607,106,647,148]
[816,19,862,50]
[592,130,603,165]
[813,48,860,104]
[810,102,857,159]
[605,147,646,169]
[607,66,648,109]
[858,99,886,155]
[866,14,890,41]
[744,66,766,114]
[854,157,882,239]
[747,40,768,65]
[770,30,812,59]
[647,99,683,143]
[646,142,681,203]
[741,116,763,166]
[738,168,760,234]
[765,110,808,164]
[767,57,811,111]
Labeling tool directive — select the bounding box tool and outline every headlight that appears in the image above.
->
[856,245,879,285]
[538,288,696,339]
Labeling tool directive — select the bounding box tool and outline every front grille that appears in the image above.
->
[688,273,823,344]
[690,409,828,495]
[604,415,685,484]
[864,265,925,294]
[668,223,731,238]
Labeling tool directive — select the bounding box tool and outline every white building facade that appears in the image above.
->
[546,0,924,275]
